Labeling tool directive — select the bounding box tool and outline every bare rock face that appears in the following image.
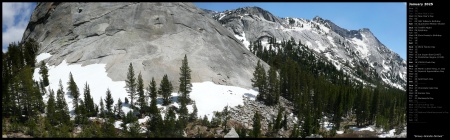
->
[23,2,266,89]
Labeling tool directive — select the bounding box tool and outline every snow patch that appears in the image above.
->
[315,41,326,52]
[218,13,226,20]
[327,36,337,47]
[190,81,258,121]
[36,53,52,62]
[234,32,250,50]
[33,60,131,116]
[351,37,369,57]
[350,125,375,132]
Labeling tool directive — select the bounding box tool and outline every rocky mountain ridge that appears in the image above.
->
[207,6,406,90]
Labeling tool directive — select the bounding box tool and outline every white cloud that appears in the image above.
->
[2,2,35,52]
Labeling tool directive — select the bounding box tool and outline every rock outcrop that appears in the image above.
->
[224,127,239,138]
[23,2,267,89]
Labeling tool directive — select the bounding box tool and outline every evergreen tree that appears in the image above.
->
[178,54,192,104]
[189,101,198,122]
[56,80,70,125]
[290,123,300,138]
[159,74,173,105]
[252,60,267,102]
[76,99,88,125]
[125,63,137,108]
[267,66,280,105]
[370,87,380,124]
[83,82,96,117]
[148,77,159,116]
[47,89,56,125]
[147,111,163,138]
[137,72,146,115]
[99,97,105,118]
[275,106,283,131]
[301,112,312,138]
[39,61,49,86]
[222,105,230,132]
[128,120,142,138]
[102,118,117,138]
[252,111,261,138]
[20,66,39,119]
[116,98,124,119]
[104,88,114,117]
[125,97,129,104]
[67,72,80,114]
[163,107,177,137]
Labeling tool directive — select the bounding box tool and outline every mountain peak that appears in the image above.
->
[312,16,324,22]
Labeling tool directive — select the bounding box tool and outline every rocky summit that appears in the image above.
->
[22,2,266,89]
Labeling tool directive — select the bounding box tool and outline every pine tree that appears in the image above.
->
[39,61,49,86]
[267,66,280,105]
[102,118,117,138]
[159,74,173,105]
[275,106,283,131]
[116,98,124,119]
[20,66,39,119]
[370,87,380,124]
[178,54,192,104]
[83,82,96,117]
[147,111,163,138]
[99,97,105,118]
[47,89,56,125]
[252,111,261,138]
[137,72,146,115]
[125,63,137,108]
[189,101,198,122]
[164,107,177,137]
[148,77,159,116]
[56,80,70,125]
[67,72,80,114]
[290,123,300,138]
[128,120,142,138]
[76,99,88,125]
[252,60,267,102]
[104,88,114,117]
[222,105,230,132]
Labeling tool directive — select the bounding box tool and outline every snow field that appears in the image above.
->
[33,53,259,128]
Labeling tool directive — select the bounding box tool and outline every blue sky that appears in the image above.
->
[2,2,36,52]
[2,2,406,59]
[195,2,406,59]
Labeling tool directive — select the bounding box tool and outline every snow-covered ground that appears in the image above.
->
[377,127,407,138]
[190,81,259,121]
[350,125,375,132]
[33,54,131,116]
[33,53,259,123]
